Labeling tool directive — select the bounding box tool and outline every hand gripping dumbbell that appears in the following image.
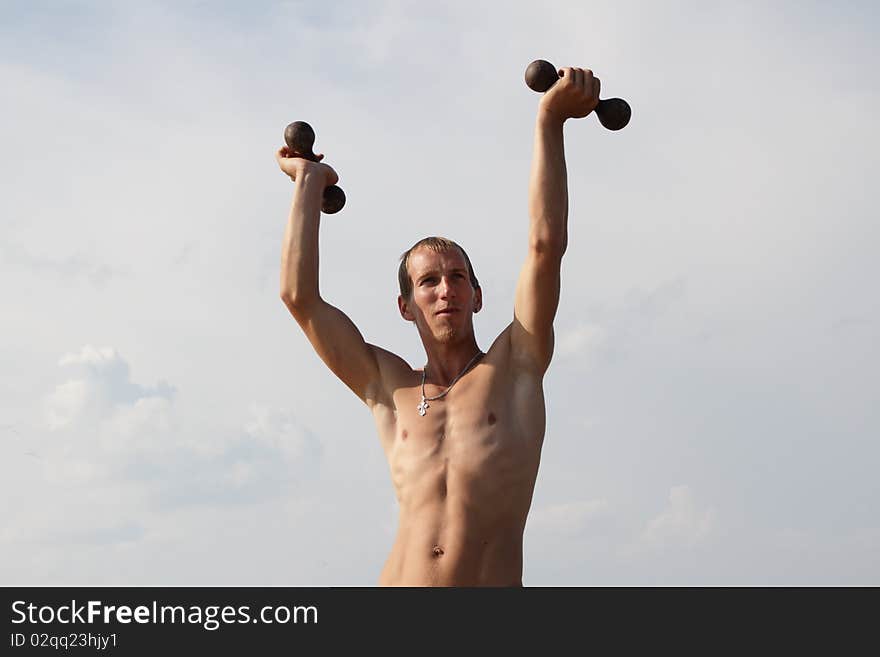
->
[283,121,347,214]
[524,59,631,131]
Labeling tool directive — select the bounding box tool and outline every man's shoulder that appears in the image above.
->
[367,344,412,373]
[365,344,415,407]
[486,322,549,380]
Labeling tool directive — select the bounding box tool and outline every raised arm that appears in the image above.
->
[511,67,600,374]
[277,148,388,407]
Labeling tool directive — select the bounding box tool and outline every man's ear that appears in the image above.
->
[398,294,415,322]
[473,286,483,314]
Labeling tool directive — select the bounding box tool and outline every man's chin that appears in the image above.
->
[435,327,458,343]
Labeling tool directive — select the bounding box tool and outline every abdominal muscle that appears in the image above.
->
[379,500,527,587]
[376,424,541,586]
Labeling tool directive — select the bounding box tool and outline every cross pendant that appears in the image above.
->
[417,399,429,416]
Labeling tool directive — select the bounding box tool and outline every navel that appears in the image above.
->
[488,412,497,425]
[432,545,445,558]
[401,429,408,441]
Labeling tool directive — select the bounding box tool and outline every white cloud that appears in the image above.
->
[34,345,322,500]
[244,402,322,464]
[58,345,121,368]
[45,345,174,433]
[637,485,716,551]
[3,342,331,582]
[558,324,608,358]
[529,498,611,537]
[44,379,91,431]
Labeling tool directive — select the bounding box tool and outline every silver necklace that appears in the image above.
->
[417,350,484,417]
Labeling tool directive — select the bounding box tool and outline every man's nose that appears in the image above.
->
[438,276,454,297]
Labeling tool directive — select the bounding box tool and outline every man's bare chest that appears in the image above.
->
[375,364,546,491]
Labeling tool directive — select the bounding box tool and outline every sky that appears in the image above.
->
[1,0,878,585]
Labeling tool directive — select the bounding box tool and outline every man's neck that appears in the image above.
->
[422,339,483,387]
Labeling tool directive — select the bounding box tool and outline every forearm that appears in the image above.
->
[527,110,568,254]
[279,173,326,306]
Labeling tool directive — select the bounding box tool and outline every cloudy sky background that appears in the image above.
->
[1,0,877,585]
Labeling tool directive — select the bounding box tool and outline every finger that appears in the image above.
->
[573,68,584,90]
[593,77,601,99]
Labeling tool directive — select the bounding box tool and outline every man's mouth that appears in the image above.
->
[436,308,458,315]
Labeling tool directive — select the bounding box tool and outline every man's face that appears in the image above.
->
[398,246,482,344]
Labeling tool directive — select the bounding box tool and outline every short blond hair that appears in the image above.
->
[398,236,479,300]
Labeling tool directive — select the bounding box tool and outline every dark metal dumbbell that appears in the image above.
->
[283,121,346,214]
[524,59,631,131]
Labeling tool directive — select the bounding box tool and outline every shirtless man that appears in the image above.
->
[277,67,600,586]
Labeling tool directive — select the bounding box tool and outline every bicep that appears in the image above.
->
[285,298,383,405]
[511,247,562,372]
